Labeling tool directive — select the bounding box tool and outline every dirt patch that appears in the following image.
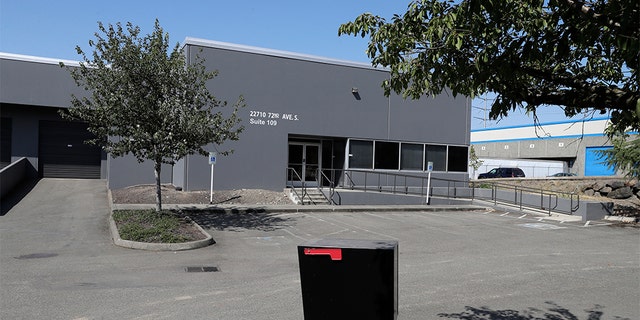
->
[111,184,293,205]
[110,186,293,245]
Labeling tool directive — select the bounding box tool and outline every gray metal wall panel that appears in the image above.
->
[388,94,470,144]
[169,44,470,191]
[172,158,186,190]
[194,47,393,139]
[0,57,86,108]
[107,155,173,190]
[1,104,59,171]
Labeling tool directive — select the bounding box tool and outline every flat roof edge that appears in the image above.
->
[183,37,385,71]
[470,117,611,132]
[0,52,81,67]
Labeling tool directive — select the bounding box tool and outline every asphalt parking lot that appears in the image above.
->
[1,179,639,319]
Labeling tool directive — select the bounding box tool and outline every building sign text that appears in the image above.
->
[249,110,300,127]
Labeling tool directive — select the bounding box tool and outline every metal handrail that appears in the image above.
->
[317,169,340,205]
[322,168,580,215]
[474,181,579,215]
[343,171,356,190]
[329,168,468,199]
[286,167,310,205]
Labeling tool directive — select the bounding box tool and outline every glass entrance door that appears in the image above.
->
[288,143,320,186]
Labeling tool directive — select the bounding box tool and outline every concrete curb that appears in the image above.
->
[108,190,215,251]
[604,215,638,223]
[107,202,489,251]
[108,213,214,251]
[111,203,491,214]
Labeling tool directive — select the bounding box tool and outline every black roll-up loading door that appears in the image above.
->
[38,120,101,178]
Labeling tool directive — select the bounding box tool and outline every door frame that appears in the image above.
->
[287,141,321,187]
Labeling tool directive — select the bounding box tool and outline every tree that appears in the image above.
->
[599,133,640,179]
[468,145,484,178]
[339,0,639,176]
[61,20,243,212]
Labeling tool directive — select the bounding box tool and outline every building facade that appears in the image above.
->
[471,117,630,177]
[1,38,471,192]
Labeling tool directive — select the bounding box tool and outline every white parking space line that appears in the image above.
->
[518,223,567,230]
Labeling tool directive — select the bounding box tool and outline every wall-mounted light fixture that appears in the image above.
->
[351,87,361,100]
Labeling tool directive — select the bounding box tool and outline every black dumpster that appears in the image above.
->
[297,238,398,320]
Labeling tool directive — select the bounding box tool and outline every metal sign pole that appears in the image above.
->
[426,171,431,205]
[208,152,217,204]
[209,163,215,204]
[426,161,433,205]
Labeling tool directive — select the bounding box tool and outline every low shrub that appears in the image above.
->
[112,209,193,243]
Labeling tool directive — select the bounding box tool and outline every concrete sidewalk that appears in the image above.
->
[111,202,584,223]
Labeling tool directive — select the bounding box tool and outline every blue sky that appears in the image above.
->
[0,0,573,129]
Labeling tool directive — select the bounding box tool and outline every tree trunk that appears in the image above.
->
[154,161,162,212]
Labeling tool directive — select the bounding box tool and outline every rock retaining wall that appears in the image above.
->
[473,177,639,218]
[581,180,640,200]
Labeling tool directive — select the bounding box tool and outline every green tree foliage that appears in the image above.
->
[61,20,244,211]
[600,133,640,179]
[339,0,639,177]
[468,145,484,174]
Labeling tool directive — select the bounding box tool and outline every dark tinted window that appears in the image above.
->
[426,145,446,171]
[375,141,399,170]
[447,146,468,172]
[349,140,373,169]
[400,143,423,170]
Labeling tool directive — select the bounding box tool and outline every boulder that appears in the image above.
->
[599,186,612,195]
[583,189,595,197]
[608,180,626,189]
[580,184,594,192]
[593,182,605,191]
[608,186,633,199]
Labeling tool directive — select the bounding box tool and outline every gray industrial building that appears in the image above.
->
[470,117,631,177]
[1,38,471,194]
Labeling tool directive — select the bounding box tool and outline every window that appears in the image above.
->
[348,140,373,169]
[425,145,446,171]
[374,141,399,170]
[447,146,468,172]
[349,139,468,173]
[401,143,423,170]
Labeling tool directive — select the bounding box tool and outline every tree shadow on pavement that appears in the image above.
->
[437,302,630,320]
[184,208,293,232]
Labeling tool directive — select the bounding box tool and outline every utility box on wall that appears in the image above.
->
[297,238,398,320]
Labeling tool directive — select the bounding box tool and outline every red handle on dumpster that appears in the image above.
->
[304,248,342,261]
